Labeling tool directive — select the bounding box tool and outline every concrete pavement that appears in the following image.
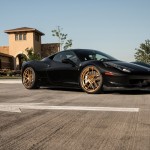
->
[0,82,150,150]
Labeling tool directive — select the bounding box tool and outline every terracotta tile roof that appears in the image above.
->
[0,52,13,58]
[4,27,45,35]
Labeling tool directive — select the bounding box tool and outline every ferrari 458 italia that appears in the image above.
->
[22,49,150,94]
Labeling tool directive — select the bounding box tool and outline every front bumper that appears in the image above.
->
[103,74,150,89]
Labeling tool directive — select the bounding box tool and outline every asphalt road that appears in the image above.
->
[0,80,150,150]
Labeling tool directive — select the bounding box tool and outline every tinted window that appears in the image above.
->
[74,50,117,62]
[53,51,80,64]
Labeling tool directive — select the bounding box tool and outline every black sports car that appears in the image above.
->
[22,49,150,94]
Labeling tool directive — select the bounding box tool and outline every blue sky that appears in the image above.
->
[0,0,150,61]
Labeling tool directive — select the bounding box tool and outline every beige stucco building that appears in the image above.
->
[0,27,60,70]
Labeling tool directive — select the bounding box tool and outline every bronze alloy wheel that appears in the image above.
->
[80,66,103,94]
[22,67,36,89]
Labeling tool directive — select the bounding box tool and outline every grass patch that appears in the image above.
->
[0,76,21,79]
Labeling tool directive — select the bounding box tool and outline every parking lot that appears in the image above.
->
[0,80,150,150]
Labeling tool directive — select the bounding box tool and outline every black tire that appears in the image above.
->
[22,67,39,89]
[80,65,103,94]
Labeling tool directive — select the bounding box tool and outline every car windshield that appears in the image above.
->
[74,49,117,62]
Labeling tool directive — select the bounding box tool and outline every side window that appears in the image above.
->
[65,51,80,64]
[95,54,108,60]
[53,52,67,63]
[53,51,80,64]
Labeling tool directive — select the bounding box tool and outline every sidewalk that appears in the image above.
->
[0,79,22,84]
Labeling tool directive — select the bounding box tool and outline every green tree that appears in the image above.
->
[52,26,72,50]
[134,40,150,63]
[25,48,41,61]
[64,39,73,50]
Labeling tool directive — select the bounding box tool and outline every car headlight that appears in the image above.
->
[104,62,132,73]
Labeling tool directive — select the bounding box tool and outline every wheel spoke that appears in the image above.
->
[23,67,35,88]
[81,66,102,93]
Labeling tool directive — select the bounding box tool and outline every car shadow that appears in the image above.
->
[40,86,150,95]
[104,90,150,95]
[40,86,83,93]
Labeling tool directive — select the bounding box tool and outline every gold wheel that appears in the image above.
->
[22,67,36,89]
[80,66,103,93]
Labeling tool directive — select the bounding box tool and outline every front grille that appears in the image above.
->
[129,79,143,84]
[129,79,150,86]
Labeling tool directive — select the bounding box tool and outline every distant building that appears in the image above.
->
[0,27,60,70]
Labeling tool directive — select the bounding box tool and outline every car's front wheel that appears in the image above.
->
[22,67,39,89]
[80,65,103,94]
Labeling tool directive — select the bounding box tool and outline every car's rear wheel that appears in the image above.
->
[80,65,103,94]
[22,67,39,89]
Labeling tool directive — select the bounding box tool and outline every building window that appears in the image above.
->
[15,34,18,41]
[19,34,22,40]
[15,33,27,41]
[23,33,26,40]
[35,33,39,41]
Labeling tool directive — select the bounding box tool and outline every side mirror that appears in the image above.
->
[62,59,76,67]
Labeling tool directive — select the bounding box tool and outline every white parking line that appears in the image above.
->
[0,103,139,113]
[22,106,139,112]
[24,106,139,112]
